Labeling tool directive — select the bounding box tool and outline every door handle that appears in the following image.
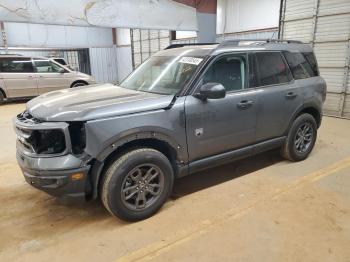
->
[285,92,297,99]
[237,100,254,109]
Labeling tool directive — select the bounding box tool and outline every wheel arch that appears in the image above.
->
[287,104,322,135]
[0,87,7,98]
[70,80,88,88]
[88,133,186,200]
[296,107,321,127]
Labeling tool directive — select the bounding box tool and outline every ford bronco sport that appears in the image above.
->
[14,40,326,221]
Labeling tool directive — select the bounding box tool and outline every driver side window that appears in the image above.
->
[202,54,247,92]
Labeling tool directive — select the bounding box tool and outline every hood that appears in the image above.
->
[27,83,174,122]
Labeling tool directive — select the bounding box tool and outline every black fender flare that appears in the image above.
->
[284,102,321,135]
[88,130,187,200]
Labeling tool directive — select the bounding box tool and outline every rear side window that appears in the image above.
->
[255,52,292,86]
[283,51,317,79]
[302,52,319,76]
[0,58,34,73]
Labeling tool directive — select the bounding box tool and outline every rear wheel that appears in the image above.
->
[281,113,317,161]
[101,148,174,221]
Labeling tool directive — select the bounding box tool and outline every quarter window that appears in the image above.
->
[302,52,319,76]
[202,54,247,92]
[0,58,34,73]
[283,51,315,79]
[255,52,292,86]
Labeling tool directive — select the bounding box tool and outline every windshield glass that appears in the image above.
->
[120,55,204,95]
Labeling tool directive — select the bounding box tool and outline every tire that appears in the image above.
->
[0,92,4,104]
[71,81,87,88]
[101,148,174,221]
[281,113,317,162]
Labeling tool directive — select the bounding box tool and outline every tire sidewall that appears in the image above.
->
[104,149,174,221]
[71,82,86,88]
[287,114,317,161]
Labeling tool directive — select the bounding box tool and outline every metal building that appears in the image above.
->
[280,0,350,118]
[130,29,171,68]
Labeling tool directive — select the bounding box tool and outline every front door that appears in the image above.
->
[185,53,258,162]
[0,57,38,98]
[33,58,69,95]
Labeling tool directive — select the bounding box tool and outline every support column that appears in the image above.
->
[196,0,217,43]
[0,21,8,53]
[174,0,217,43]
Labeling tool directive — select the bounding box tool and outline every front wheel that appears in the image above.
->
[0,92,4,104]
[281,113,317,161]
[71,81,87,88]
[101,148,174,221]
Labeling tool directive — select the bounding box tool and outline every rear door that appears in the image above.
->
[185,53,258,162]
[0,57,38,98]
[251,51,303,142]
[33,58,70,94]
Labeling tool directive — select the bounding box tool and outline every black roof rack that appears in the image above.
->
[164,39,303,51]
[217,39,303,48]
[165,43,217,49]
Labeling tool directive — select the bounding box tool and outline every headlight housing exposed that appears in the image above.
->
[68,122,86,155]
[27,129,66,154]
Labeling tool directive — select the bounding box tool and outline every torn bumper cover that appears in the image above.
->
[14,111,91,201]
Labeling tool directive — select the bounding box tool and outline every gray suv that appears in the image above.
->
[14,40,327,221]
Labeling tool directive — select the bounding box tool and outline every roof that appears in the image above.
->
[162,39,313,57]
[156,45,216,57]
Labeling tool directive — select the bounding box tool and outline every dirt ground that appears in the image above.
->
[1,102,350,262]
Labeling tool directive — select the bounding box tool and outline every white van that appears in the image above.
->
[0,54,95,103]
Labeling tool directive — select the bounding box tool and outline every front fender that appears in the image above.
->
[94,128,187,163]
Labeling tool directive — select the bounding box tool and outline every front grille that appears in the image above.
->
[17,111,42,124]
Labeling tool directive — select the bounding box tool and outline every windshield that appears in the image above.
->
[120,55,204,95]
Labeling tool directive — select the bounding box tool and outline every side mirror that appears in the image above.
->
[58,68,66,74]
[194,82,226,100]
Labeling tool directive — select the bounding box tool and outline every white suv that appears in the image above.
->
[0,55,95,103]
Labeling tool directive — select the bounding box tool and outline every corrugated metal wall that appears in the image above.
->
[216,28,279,42]
[280,0,350,118]
[89,47,118,84]
[130,29,170,68]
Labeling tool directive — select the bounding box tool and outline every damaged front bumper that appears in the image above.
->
[17,151,91,201]
[14,111,91,201]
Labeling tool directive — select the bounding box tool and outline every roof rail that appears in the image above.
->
[165,43,217,49]
[217,39,303,48]
[0,53,23,56]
